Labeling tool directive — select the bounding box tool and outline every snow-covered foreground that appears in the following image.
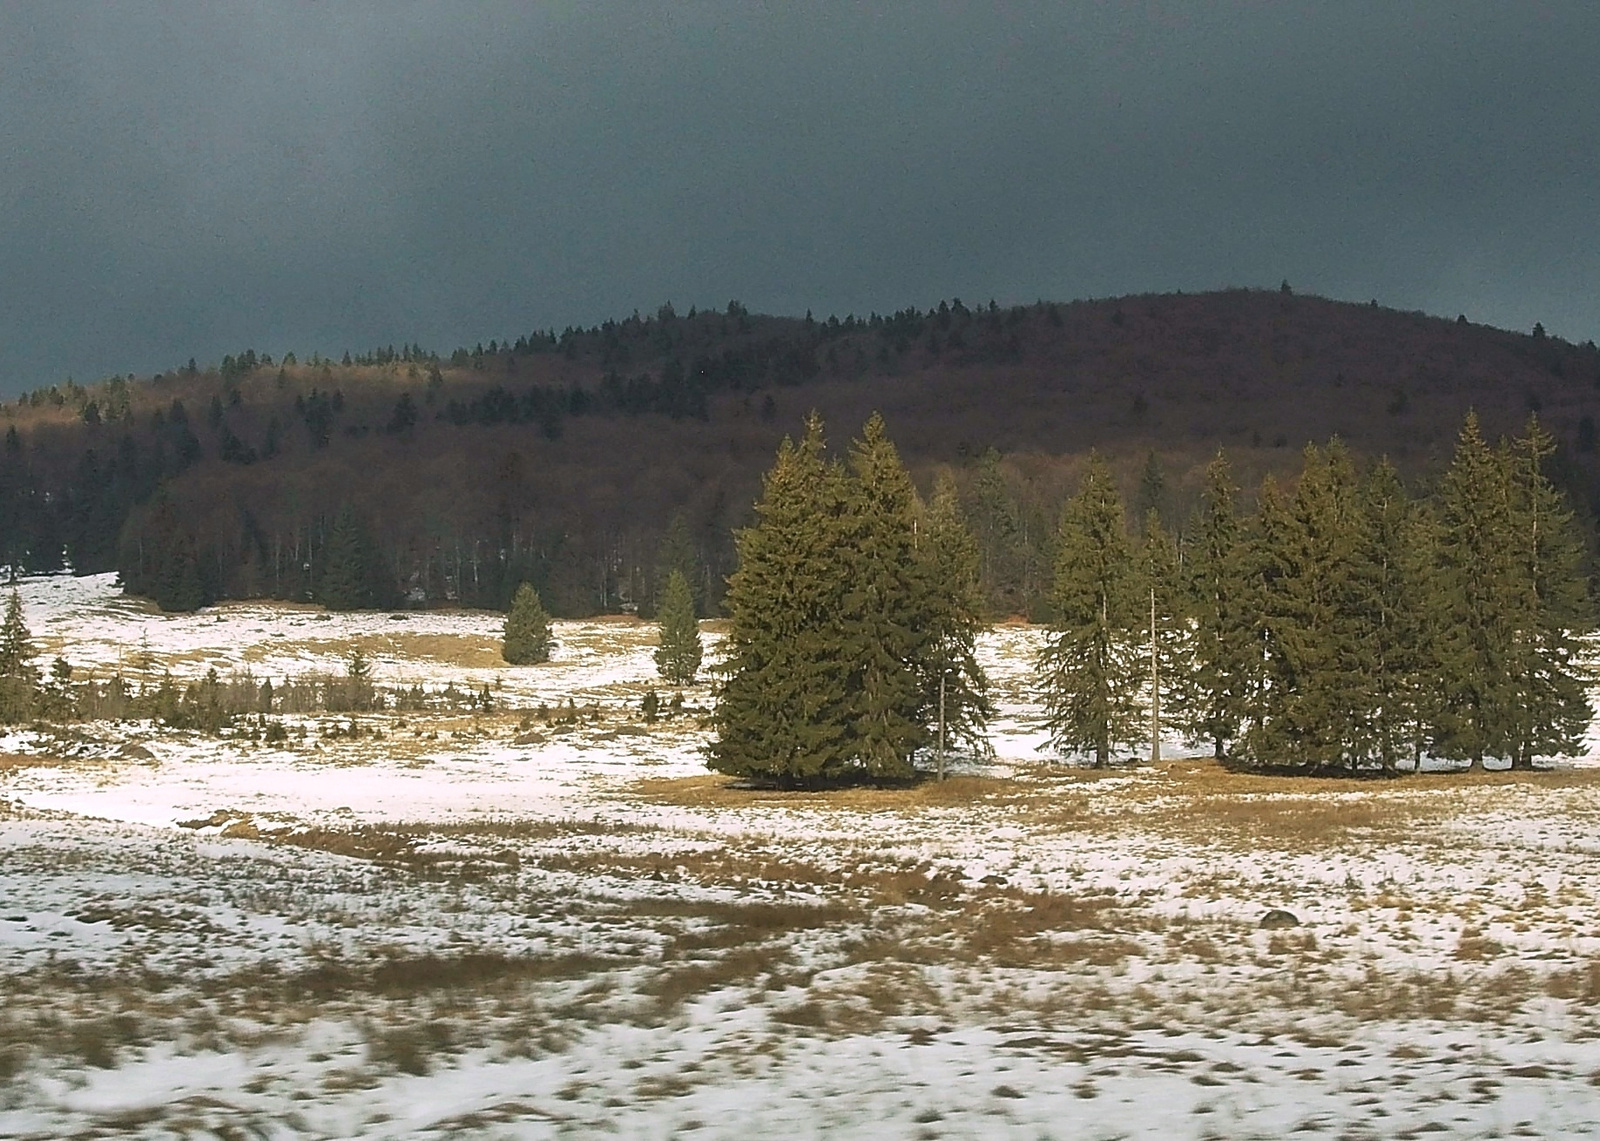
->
[4,574,1600,1139]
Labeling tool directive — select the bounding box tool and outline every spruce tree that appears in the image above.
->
[1357,458,1431,772]
[1177,452,1255,760]
[319,505,386,611]
[158,540,206,613]
[654,568,703,684]
[502,582,554,664]
[1429,413,1523,769]
[919,470,994,758]
[1502,417,1595,768]
[838,413,931,778]
[0,589,37,722]
[1243,442,1372,771]
[708,416,856,784]
[1038,453,1143,766]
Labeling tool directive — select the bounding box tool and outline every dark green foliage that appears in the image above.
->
[502,582,554,664]
[920,471,994,756]
[1501,418,1595,768]
[711,413,977,784]
[653,513,702,617]
[1038,453,1144,767]
[1175,453,1254,761]
[117,491,216,612]
[387,392,418,436]
[0,589,37,722]
[709,418,857,784]
[1188,414,1594,774]
[317,506,391,611]
[1427,413,1524,768]
[1241,443,1378,771]
[836,414,931,778]
[1357,458,1432,771]
[654,569,702,684]
[968,447,1050,618]
[1135,451,1166,527]
[40,657,75,720]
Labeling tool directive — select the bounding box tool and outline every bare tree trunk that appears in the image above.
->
[1150,586,1161,766]
[937,673,946,782]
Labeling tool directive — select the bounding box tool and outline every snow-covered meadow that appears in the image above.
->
[4,573,1600,1138]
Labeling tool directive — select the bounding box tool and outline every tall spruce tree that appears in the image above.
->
[837,413,931,778]
[708,416,857,784]
[0,589,37,722]
[1243,442,1373,771]
[919,470,994,758]
[654,568,703,684]
[319,505,386,611]
[503,582,555,664]
[1429,413,1523,769]
[1178,452,1255,760]
[1038,453,1143,766]
[1357,458,1431,772]
[1502,417,1594,768]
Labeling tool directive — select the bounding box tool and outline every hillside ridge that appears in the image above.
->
[2,288,1598,616]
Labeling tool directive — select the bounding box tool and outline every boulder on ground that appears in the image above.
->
[1259,908,1300,929]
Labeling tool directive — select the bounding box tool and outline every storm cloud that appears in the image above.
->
[3,2,1598,394]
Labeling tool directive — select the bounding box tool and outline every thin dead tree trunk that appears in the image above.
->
[1150,585,1161,766]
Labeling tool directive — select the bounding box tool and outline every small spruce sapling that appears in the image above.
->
[654,569,702,684]
[503,582,554,664]
[0,589,38,723]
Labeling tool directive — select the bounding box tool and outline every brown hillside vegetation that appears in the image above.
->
[3,289,1598,615]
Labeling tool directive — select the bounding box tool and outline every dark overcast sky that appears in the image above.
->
[3,3,1598,396]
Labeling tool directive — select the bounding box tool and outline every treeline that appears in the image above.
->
[1041,414,1594,773]
[709,411,1595,780]
[116,499,400,613]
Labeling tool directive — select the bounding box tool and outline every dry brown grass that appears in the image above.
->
[632,759,1600,848]
[1099,758,1600,850]
[948,891,1130,967]
[629,773,1022,812]
[1546,961,1600,1003]
[0,752,63,773]
[251,631,506,669]
[1162,757,1600,795]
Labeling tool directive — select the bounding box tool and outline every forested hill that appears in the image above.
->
[2,288,1598,618]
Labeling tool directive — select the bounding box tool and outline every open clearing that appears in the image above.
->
[3,574,1600,1138]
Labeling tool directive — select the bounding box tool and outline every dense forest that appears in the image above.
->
[2,288,1599,618]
